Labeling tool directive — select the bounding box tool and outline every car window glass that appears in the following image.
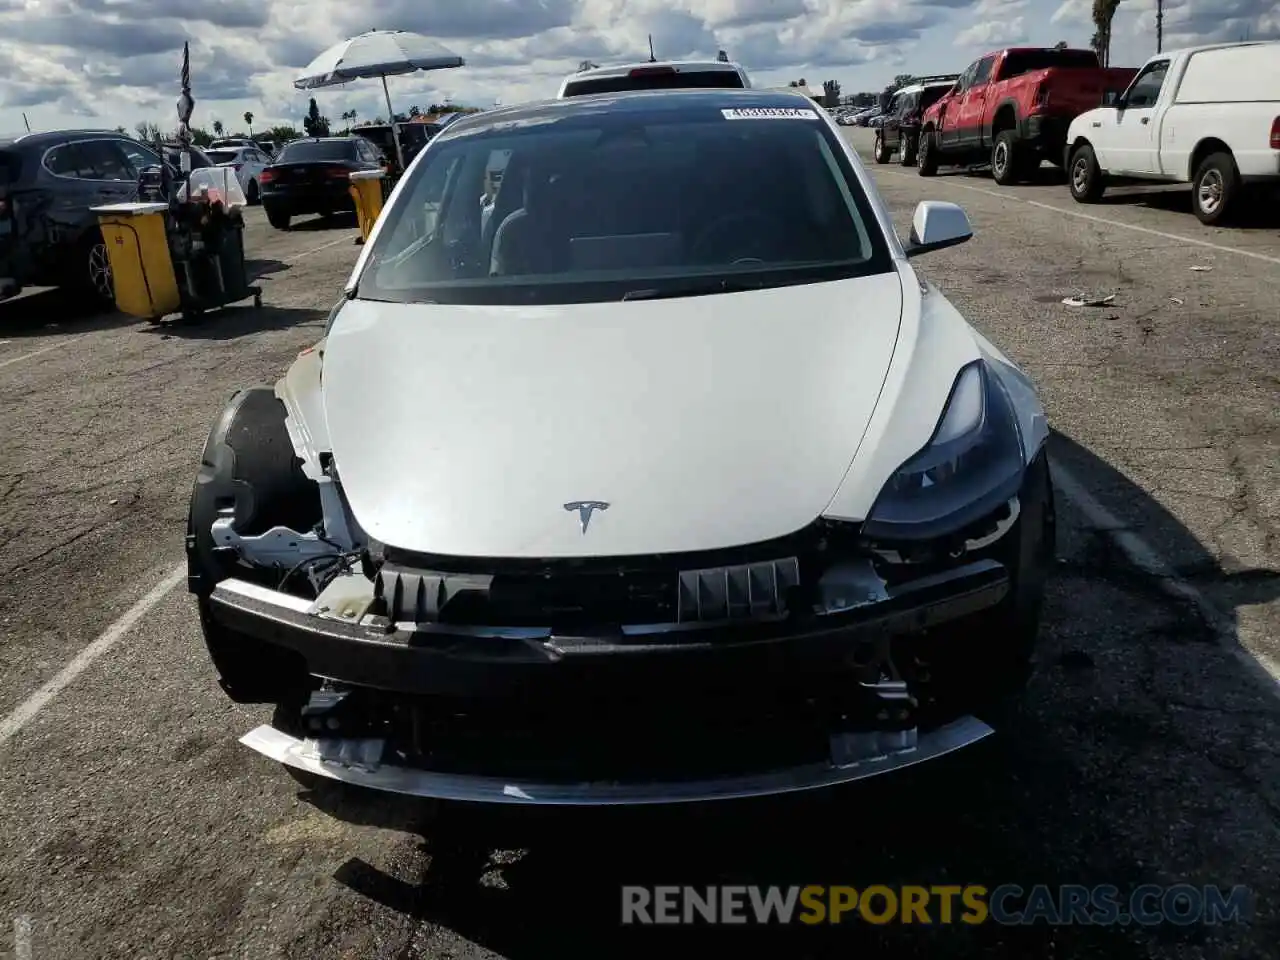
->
[362,111,889,306]
[117,139,162,175]
[1125,62,1169,108]
[78,140,133,180]
[44,142,95,177]
[972,57,995,85]
[279,140,357,162]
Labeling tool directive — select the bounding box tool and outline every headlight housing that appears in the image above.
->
[862,360,1025,541]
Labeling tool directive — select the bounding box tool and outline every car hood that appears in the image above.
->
[323,272,905,558]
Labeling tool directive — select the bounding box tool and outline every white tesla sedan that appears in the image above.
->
[187,88,1055,806]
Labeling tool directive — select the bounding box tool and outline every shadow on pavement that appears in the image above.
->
[1095,188,1280,229]
[0,288,135,339]
[288,212,359,232]
[138,303,324,341]
[275,429,1279,958]
[246,258,292,281]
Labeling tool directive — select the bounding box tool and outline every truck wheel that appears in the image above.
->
[1192,152,1239,225]
[873,133,890,164]
[899,134,917,167]
[187,386,321,703]
[1068,143,1106,203]
[917,131,939,177]
[990,131,1023,185]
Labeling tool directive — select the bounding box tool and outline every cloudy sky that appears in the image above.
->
[0,0,1273,135]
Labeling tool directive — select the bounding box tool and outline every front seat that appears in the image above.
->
[489,168,570,277]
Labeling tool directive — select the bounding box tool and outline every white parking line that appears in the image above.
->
[878,169,1280,269]
[0,335,87,371]
[282,235,354,264]
[0,564,186,747]
[1052,460,1280,696]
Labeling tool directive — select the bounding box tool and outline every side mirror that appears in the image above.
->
[903,201,973,258]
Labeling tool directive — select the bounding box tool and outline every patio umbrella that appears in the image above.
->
[294,30,465,171]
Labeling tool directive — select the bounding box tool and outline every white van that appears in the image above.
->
[1064,41,1280,224]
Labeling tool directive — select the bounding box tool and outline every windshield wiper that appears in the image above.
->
[620,271,831,302]
[621,278,766,301]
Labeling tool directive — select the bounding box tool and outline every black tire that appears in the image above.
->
[246,179,260,205]
[68,230,115,308]
[187,387,321,703]
[265,206,291,230]
[917,130,939,176]
[873,133,890,164]
[1192,152,1239,225]
[922,451,1056,722]
[990,130,1023,185]
[1068,143,1106,203]
[899,134,917,167]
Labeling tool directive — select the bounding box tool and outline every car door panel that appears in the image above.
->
[1108,61,1168,174]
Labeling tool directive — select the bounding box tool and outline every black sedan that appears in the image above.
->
[259,137,386,230]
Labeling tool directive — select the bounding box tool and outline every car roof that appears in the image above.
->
[0,129,131,150]
[568,59,745,80]
[894,79,957,96]
[1156,40,1276,59]
[435,87,819,141]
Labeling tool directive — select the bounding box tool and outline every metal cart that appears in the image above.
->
[93,167,262,324]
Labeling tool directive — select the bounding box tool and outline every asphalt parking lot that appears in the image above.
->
[0,134,1277,959]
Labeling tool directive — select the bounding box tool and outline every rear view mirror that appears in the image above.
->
[903,201,973,258]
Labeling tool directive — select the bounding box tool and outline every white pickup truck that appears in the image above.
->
[1064,41,1280,225]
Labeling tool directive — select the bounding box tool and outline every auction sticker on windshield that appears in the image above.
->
[721,107,819,120]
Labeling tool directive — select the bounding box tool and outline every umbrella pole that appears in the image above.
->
[381,74,406,173]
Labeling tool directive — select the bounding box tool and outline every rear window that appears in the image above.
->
[204,149,239,164]
[920,86,951,109]
[0,150,21,185]
[276,140,357,162]
[1002,50,1100,78]
[563,69,745,97]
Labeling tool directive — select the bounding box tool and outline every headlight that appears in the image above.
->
[862,360,1025,541]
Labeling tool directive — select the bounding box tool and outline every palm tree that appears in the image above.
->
[1091,0,1121,66]
[212,119,224,137]
[243,111,254,137]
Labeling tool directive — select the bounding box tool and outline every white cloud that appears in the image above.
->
[954,16,1028,46]
[0,0,1273,132]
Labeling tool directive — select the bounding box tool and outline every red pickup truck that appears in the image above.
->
[917,47,1137,184]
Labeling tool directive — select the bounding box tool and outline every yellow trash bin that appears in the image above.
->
[349,170,387,242]
[91,202,181,320]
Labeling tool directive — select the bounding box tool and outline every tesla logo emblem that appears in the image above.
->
[564,500,609,533]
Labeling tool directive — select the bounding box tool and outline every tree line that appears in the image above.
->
[125,98,483,149]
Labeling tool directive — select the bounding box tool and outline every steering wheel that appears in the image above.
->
[690,210,790,264]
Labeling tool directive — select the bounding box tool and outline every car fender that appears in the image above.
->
[822,266,982,522]
[274,341,331,481]
[967,327,1049,462]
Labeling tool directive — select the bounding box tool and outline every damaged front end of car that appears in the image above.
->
[186,344,1053,805]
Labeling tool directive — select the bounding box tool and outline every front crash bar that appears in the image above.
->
[241,715,994,806]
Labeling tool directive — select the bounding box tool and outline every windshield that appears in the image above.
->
[204,149,239,164]
[357,103,892,306]
[564,70,745,96]
[276,140,356,163]
[1002,50,1099,77]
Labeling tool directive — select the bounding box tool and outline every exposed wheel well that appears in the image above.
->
[1188,138,1232,181]
[992,105,1018,137]
[921,122,935,135]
